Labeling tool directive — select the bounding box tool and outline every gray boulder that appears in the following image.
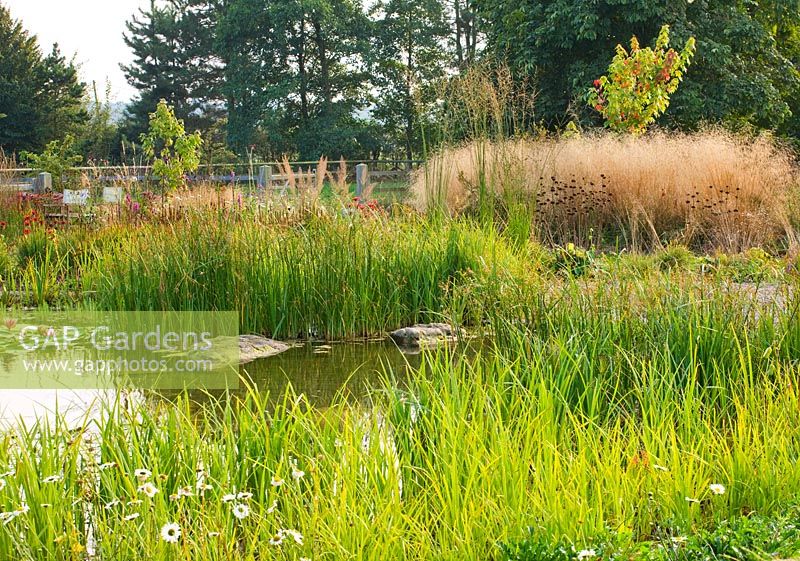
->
[389,323,458,349]
[239,335,292,364]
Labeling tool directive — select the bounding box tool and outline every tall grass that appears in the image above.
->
[81,211,523,339]
[412,131,799,251]
[1,283,799,559]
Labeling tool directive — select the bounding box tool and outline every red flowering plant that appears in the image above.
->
[350,196,386,217]
[588,25,696,135]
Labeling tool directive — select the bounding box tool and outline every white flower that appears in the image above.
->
[99,462,117,471]
[0,470,14,478]
[709,483,726,495]
[267,500,278,514]
[0,479,6,491]
[207,531,221,538]
[134,469,151,481]
[671,536,688,544]
[104,499,120,510]
[138,482,159,498]
[196,481,213,493]
[232,503,250,520]
[269,533,283,546]
[42,474,62,484]
[123,513,140,521]
[160,522,181,543]
[236,491,253,500]
[178,486,193,498]
[577,549,596,561]
[292,468,305,481]
[271,475,284,487]
[221,493,236,503]
[126,499,142,506]
[282,529,304,545]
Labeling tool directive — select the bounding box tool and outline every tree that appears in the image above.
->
[217,0,372,159]
[475,0,800,132]
[141,99,202,192]
[588,25,696,134]
[121,0,223,141]
[371,0,450,159]
[0,4,86,153]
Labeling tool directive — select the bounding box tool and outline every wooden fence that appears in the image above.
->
[0,160,421,196]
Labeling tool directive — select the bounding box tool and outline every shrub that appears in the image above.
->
[588,25,696,135]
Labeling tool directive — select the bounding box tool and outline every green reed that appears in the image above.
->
[1,278,799,559]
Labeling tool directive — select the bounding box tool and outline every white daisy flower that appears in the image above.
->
[271,475,284,487]
[134,469,151,481]
[269,533,283,546]
[709,483,726,495]
[292,468,305,480]
[577,549,596,561]
[282,529,304,545]
[123,513,140,521]
[104,499,120,510]
[168,494,179,502]
[196,481,213,493]
[221,493,236,503]
[137,482,159,498]
[232,503,250,520]
[42,474,62,484]
[160,522,181,543]
[671,536,688,544]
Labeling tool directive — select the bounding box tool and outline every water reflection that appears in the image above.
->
[0,341,421,424]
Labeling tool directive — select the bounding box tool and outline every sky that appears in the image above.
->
[4,0,149,102]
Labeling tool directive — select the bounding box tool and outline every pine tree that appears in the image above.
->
[121,0,223,141]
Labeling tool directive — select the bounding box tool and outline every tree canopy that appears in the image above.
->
[0,4,86,154]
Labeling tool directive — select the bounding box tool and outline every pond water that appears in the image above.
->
[0,341,425,426]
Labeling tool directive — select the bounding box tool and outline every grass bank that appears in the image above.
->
[0,280,799,559]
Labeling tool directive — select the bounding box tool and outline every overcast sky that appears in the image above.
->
[4,0,149,102]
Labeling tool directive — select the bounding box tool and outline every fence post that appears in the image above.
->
[355,163,369,199]
[33,172,52,193]
[258,165,272,189]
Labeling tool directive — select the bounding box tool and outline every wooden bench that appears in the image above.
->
[44,189,95,226]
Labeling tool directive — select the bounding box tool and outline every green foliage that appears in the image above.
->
[0,237,11,281]
[370,0,450,159]
[554,242,595,276]
[121,0,223,143]
[20,134,82,190]
[657,243,697,272]
[141,100,202,192]
[0,5,86,153]
[475,0,800,133]
[588,26,696,134]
